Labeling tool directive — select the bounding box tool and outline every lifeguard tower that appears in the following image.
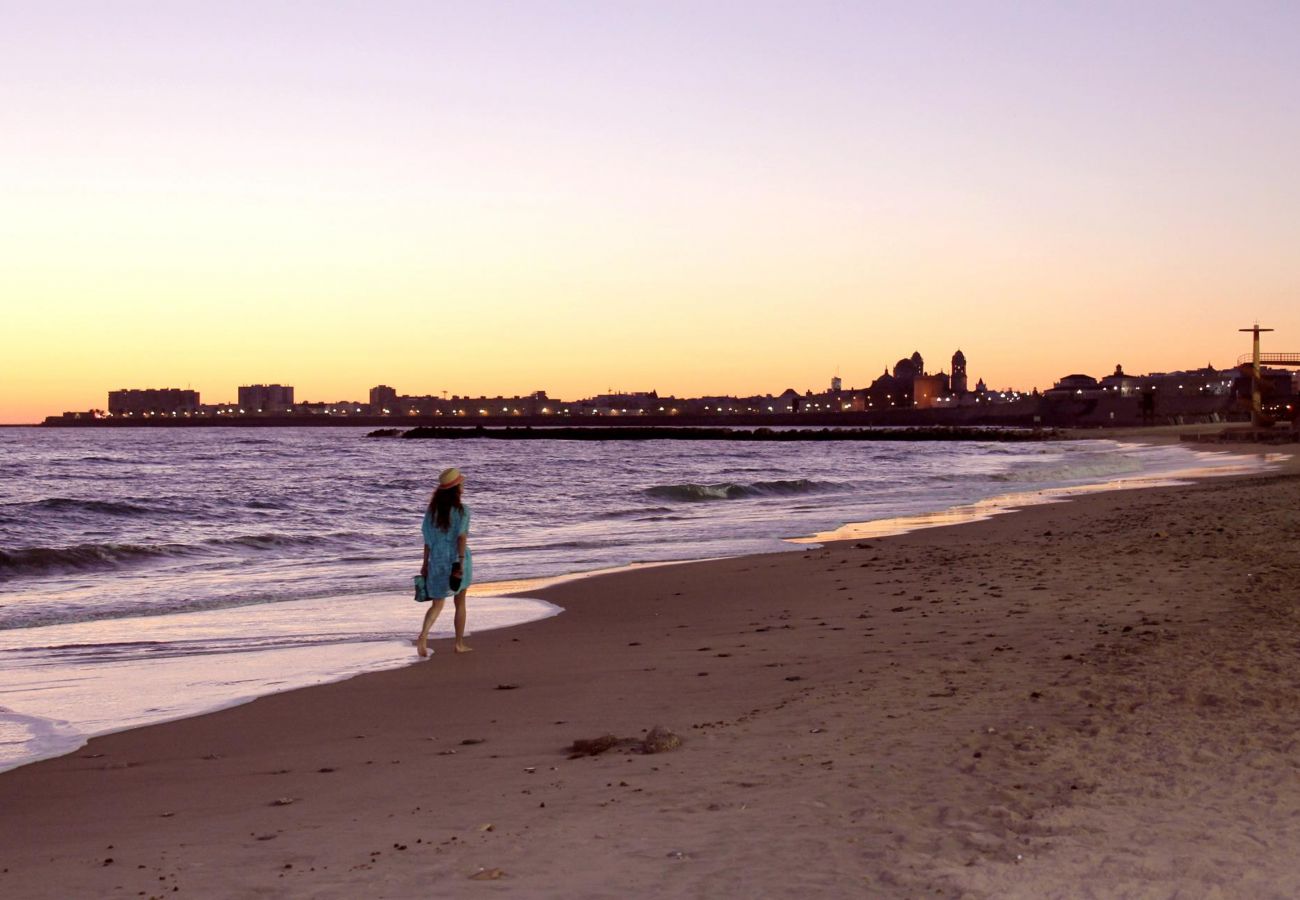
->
[1237,324,1299,428]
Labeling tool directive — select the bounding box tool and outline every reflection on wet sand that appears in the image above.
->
[789,456,1286,544]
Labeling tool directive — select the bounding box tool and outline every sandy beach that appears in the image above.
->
[1,445,1297,898]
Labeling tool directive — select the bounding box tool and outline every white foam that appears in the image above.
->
[789,449,1284,544]
[0,591,559,773]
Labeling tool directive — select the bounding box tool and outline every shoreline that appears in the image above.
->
[0,438,1275,775]
[1,441,1296,895]
[0,594,565,775]
[0,439,1280,777]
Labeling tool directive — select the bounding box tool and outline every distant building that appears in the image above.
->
[108,388,200,417]
[866,350,929,408]
[951,350,968,395]
[446,391,558,417]
[1046,374,1101,398]
[238,384,294,413]
[892,353,922,381]
[1051,366,1236,402]
[912,373,949,409]
[1098,364,1141,396]
[830,375,842,392]
[370,385,399,413]
[1139,366,1234,398]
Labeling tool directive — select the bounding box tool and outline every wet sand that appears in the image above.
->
[1,447,1297,898]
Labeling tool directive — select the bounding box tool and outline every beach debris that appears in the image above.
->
[666,849,690,860]
[567,726,683,758]
[270,797,298,807]
[479,823,495,832]
[468,867,506,880]
[461,738,486,745]
[256,834,277,841]
[568,734,620,757]
[641,725,683,754]
[784,675,803,682]
[495,683,519,691]
[102,858,114,866]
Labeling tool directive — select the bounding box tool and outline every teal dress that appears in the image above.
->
[422,505,473,599]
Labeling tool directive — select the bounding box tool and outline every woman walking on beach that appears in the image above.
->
[416,467,474,657]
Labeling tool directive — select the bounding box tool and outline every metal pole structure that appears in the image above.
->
[1239,324,1274,427]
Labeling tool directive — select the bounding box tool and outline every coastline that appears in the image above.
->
[0,593,564,775]
[0,441,1296,896]
[0,436,1270,775]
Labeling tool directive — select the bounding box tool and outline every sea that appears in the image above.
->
[0,426,1274,772]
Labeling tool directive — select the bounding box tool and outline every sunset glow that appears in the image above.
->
[3,1,1298,423]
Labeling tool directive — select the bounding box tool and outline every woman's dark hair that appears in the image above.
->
[429,483,463,532]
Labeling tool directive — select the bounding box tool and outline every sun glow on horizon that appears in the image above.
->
[3,2,1298,423]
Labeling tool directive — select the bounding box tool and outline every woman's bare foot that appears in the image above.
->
[453,641,474,654]
[416,635,429,657]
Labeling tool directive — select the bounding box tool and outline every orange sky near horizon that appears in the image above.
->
[3,2,1298,424]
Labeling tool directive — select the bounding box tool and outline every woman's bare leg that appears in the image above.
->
[452,590,472,653]
[416,599,445,657]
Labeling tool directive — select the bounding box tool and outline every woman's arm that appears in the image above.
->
[421,544,429,576]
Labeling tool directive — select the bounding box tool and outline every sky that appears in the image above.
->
[2,0,1298,422]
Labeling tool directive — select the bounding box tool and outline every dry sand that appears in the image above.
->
[1,446,1297,898]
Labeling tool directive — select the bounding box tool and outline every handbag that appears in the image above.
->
[413,574,431,603]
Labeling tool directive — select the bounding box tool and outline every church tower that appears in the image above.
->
[951,350,968,394]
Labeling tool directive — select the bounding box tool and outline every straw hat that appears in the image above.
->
[437,467,464,490]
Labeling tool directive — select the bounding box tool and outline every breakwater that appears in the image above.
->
[371,425,1063,441]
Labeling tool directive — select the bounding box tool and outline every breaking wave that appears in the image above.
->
[0,532,361,578]
[0,542,191,576]
[645,479,844,502]
[988,454,1145,484]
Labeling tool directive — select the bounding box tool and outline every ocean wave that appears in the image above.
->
[0,532,363,579]
[595,506,674,520]
[0,541,193,576]
[988,454,1144,484]
[6,497,159,517]
[499,538,621,553]
[0,575,401,630]
[199,532,361,551]
[644,479,844,502]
